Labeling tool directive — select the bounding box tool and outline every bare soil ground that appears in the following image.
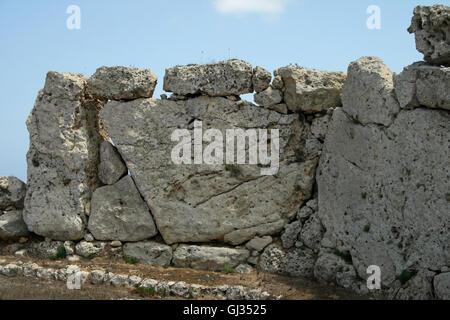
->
[0,254,370,300]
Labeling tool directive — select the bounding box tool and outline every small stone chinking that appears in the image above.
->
[0,4,449,300]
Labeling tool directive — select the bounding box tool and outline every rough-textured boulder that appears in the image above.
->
[88,66,157,100]
[75,241,106,258]
[276,67,346,113]
[0,210,29,240]
[252,66,272,93]
[254,87,283,107]
[342,56,400,126]
[172,245,249,271]
[24,71,105,240]
[98,141,128,185]
[408,5,450,66]
[101,95,318,244]
[299,214,324,251]
[280,220,302,249]
[163,59,253,96]
[394,62,449,110]
[314,252,353,283]
[123,241,172,266]
[88,175,157,241]
[434,273,450,300]
[318,106,449,286]
[245,236,272,252]
[0,176,26,210]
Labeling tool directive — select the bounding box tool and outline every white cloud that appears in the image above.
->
[214,0,291,16]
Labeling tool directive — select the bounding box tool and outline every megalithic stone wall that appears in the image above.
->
[0,3,448,300]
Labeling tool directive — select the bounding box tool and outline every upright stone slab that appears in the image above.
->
[101,95,319,244]
[318,90,450,286]
[23,71,105,240]
[408,4,450,66]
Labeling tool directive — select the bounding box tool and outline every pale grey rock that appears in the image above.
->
[90,270,106,285]
[247,256,259,265]
[342,56,400,126]
[318,107,450,287]
[101,96,317,244]
[98,141,127,185]
[67,255,81,262]
[111,274,129,287]
[55,269,67,281]
[297,206,313,220]
[311,114,331,141]
[224,220,286,245]
[75,241,106,258]
[245,236,272,252]
[1,264,21,277]
[171,281,191,298]
[267,103,288,114]
[84,233,94,242]
[226,285,246,300]
[173,245,249,271]
[24,71,104,240]
[408,5,450,66]
[164,59,253,96]
[23,263,39,278]
[14,249,27,257]
[88,175,157,241]
[258,244,285,274]
[235,264,253,274]
[253,66,272,93]
[335,266,358,289]
[123,241,172,266]
[306,198,318,212]
[276,67,346,113]
[110,240,122,247]
[37,268,55,280]
[254,87,283,107]
[395,270,435,300]
[64,241,75,255]
[314,252,349,283]
[434,273,450,300]
[272,75,284,90]
[141,278,158,290]
[189,284,205,298]
[0,210,29,240]
[299,214,324,251]
[128,275,142,288]
[282,248,316,277]
[281,220,302,249]
[394,62,450,110]
[155,281,171,296]
[0,176,26,210]
[28,241,61,259]
[88,66,157,100]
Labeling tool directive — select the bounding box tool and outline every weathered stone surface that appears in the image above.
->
[254,87,283,107]
[299,214,324,251]
[173,245,249,271]
[245,236,272,252]
[0,176,26,210]
[163,59,253,96]
[311,114,331,141]
[314,252,350,283]
[253,66,272,93]
[24,71,104,240]
[0,210,29,240]
[267,103,288,114]
[88,176,157,241]
[101,96,317,244]
[98,141,127,185]
[434,273,450,300]
[75,241,106,258]
[123,241,172,266]
[272,75,284,90]
[88,66,157,100]
[342,57,400,126]
[280,220,302,249]
[395,269,435,300]
[276,67,346,113]
[408,5,450,66]
[394,62,450,110]
[317,107,450,286]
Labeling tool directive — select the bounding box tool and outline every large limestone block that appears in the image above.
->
[0,176,26,210]
[23,71,105,240]
[163,59,253,96]
[408,5,450,66]
[317,107,450,286]
[276,66,346,113]
[123,241,172,266]
[173,245,249,271]
[342,57,400,126]
[98,141,127,185]
[0,210,29,240]
[101,96,318,244]
[394,62,450,110]
[252,66,272,93]
[88,66,157,100]
[88,176,157,241]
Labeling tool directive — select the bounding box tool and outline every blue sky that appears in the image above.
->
[0,0,444,181]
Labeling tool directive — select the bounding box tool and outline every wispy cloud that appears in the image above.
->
[214,0,291,17]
